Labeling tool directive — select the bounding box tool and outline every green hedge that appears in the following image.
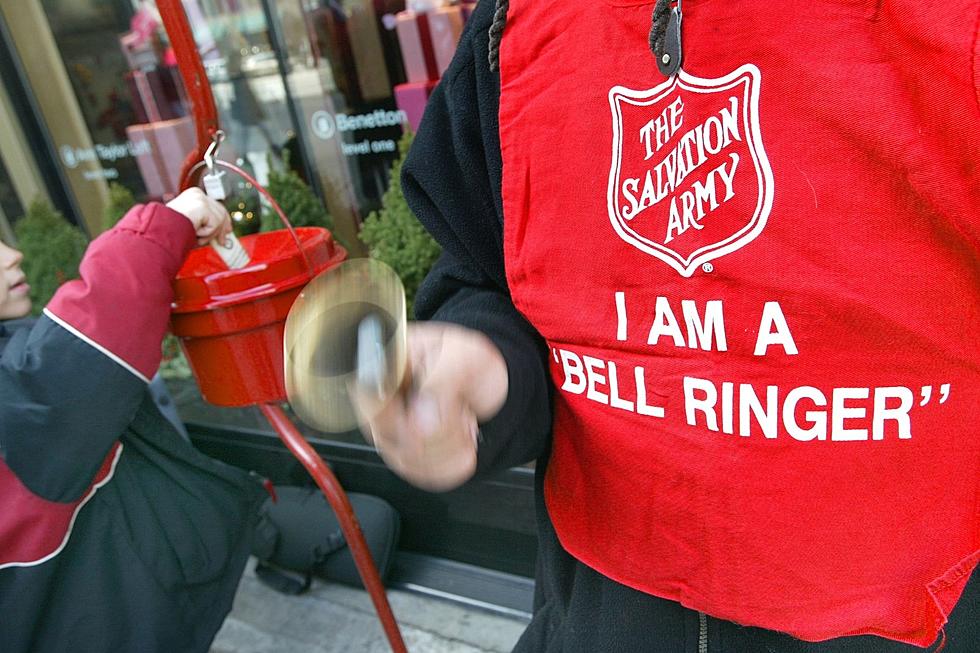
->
[14,199,88,314]
[259,162,351,249]
[103,182,136,231]
[359,131,441,318]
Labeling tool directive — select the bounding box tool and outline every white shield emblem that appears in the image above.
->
[607,64,773,277]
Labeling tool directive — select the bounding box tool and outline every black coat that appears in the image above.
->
[0,203,266,653]
[0,316,263,652]
[403,2,978,651]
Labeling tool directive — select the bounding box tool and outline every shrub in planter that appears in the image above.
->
[14,199,88,314]
[103,182,136,231]
[160,333,192,380]
[360,131,441,318]
[226,192,263,237]
[260,159,351,250]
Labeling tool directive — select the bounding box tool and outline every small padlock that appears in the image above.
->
[202,169,227,200]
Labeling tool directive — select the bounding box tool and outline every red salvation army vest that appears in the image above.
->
[498,0,979,646]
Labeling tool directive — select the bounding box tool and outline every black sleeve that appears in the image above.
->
[0,317,145,503]
[404,0,553,476]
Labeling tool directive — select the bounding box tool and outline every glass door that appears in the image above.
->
[265,0,411,254]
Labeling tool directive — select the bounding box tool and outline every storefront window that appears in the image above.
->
[185,1,295,179]
[41,0,184,203]
[1,0,477,243]
[263,0,406,251]
[0,0,296,234]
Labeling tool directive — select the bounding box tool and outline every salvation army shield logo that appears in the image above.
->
[607,64,773,277]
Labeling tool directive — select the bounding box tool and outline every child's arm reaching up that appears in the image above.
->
[0,189,230,504]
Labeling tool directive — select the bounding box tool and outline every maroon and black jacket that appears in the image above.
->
[0,204,264,652]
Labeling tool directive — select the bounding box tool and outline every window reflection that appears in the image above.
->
[9,0,473,247]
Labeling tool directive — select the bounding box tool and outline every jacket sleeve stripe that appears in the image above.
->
[0,443,123,570]
[44,203,195,381]
[42,308,150,384]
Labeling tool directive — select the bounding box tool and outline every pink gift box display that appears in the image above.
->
[394,3,469,84]
[394,80,439,132]
[126,68,185,125]
[427,5,464,76]
[390,3,479,132]
[395,10,439,84]
[125,117,195,200]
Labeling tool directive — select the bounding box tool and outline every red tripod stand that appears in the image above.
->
[156,3,408,651]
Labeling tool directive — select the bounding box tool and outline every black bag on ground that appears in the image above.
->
[252,485,400,595]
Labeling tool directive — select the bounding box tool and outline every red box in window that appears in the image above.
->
[395,10,439,83]
[394,80,439,132]
[428,5,464,76]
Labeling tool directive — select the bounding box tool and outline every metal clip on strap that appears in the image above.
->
[655,0,683,77]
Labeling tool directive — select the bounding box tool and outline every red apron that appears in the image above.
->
[498,0,980,646]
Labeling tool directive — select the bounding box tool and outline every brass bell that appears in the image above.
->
[284,259,407,432]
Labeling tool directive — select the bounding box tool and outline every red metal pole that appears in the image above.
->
[260,403,409,653]
[156,0,221,189]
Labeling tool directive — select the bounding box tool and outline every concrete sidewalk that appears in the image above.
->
[210,562,529,653]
